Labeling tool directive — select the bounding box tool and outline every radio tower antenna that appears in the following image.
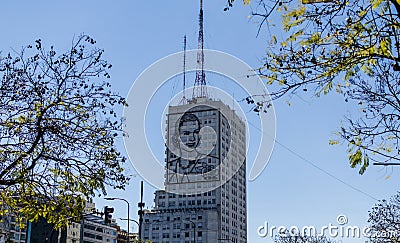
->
[193,0,207,99]
[180,35,187,105]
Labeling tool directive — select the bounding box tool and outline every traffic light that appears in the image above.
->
[104,206,114,224]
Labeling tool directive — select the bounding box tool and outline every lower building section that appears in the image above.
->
[0,202,119,243]
[142,207,219,243]
[81,214,117,243]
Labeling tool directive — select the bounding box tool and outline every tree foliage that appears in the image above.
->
[0,34,129,228]
[224,0,251,11]
[132,240,152,243]
[241,0,400,173]
[368,192,400,242]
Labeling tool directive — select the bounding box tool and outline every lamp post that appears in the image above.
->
[119,218,139,241]
[105,197,130,243]
[137,181,145,241]
[184,219,196,243]
[119,218,139,227]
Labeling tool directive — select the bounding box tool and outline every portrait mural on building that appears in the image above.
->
[166,105,231,184]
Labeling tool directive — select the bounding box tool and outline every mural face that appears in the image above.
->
[178,113,200,150]
[166,106,227,185]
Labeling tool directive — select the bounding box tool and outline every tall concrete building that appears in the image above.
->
[142,97,247,243]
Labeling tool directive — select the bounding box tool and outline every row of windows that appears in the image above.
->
[149,222,204,231]
[159,198,216,208]
[83,232,102,240]
[150,231,203,239]
[157,190,216,199]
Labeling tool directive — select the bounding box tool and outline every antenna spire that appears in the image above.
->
[193,0,207,99]
[180,35,187,105]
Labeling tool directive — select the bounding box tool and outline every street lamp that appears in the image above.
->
[119,218,139,239]
[119,218,139,227]
[184,219,196,243]
[105,197,130,243]
[119,218,139,242]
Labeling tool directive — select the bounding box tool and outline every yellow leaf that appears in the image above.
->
[271,35,277,45]
[379,38,391,56]
[329,139,339,145]
[371,0,383,9]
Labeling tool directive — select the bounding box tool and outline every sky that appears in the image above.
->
[1,1,399,242]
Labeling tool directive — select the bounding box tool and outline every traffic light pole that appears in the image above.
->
[138,181,145,241]
[105,198,129,242]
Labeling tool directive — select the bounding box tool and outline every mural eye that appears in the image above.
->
[183,131,190,135]
[194,129,200,134]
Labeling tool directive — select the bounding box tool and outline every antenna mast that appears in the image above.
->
[193,0,207,99]
[181,35,187,104]
[180,35,187,105]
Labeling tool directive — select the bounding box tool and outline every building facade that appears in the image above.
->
[80,214,117,243]
[142,98,247,243]
[79,202,118,243]
[65,222,81,243]
[0,202,119,243]
[0,214,26,243]
[129,233,139,242]
[113,226,128,243]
